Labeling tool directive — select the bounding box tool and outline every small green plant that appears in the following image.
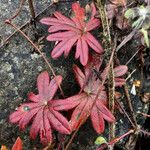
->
[125,5,150,47]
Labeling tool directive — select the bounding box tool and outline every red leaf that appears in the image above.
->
[10,71,71,145]
[48,109,70,134]
[72,2,85,23]
[114,65,128,77]
[86,19,100,31]
[12,137,22,150]
[48,24,76,33]
[70,95,91,130]
[85,32,103,53]
[40,2,103,66]
[96,101,115,122]
[54,12,76,26]
[84,54,103,78]
[76,37,89,66]
[73,65,85,89]
[53,64,115,133]
[18,105,42,129]
[51,37,78,58]
[101,65,128,87]
[70,79,115,132]
[90,105,105,133]
[90,3,97,19]
[47,31,77,41]
[115,78,126,87]
[51,94,81,111]
[40,14,75,27]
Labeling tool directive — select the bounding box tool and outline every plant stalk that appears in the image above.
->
[5,20,65,97]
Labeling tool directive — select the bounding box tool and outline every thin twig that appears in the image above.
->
[28,0,36,19]
[115,99,135,127]
[0,2,54,48]
[5,20,65,97]
[64,129,78,150]
[64,115,89,150]
[109,129,134,146]
[125,50,140,65]
[9,0,25,21]
[124,85,138,127]
[125,46,145,65]
[116,29,137,52]
[139,46,145,96]
[138,112,150,118]
[139,129,150,136]
[96,129,134,150]
[125,69,136,81]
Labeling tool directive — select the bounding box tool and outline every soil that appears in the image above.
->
[0,0,150,150]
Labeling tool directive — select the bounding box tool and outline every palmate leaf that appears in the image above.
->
[40,2,103,66]
[9,71,71,145]
[52,65,115,133]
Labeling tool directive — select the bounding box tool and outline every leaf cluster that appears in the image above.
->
[9,2,128,146]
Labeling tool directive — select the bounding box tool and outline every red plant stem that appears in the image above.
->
[109,129,134,146]
[5,20,65,97]
[0,2,54,48]
[138,112,150,118]
[9,0,25,21]
[64,114,89,150]
[64,128,79,150]
[97,129,134,150]
[124,85,138,127]
[115,99,135,127]
[139,129,150,136]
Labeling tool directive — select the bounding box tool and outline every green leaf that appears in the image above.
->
[140,28,150,47]
[94,136,107,145]
[125,9,135,19]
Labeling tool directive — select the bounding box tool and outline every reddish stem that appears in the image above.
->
[9,0,25,21]
[5,20,65,97]
[97,129,134,150]
[109,129,134,146]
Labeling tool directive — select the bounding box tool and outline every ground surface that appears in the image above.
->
[0,0,149,150]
